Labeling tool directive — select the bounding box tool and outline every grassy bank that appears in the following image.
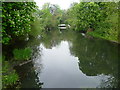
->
[87,31,119,44]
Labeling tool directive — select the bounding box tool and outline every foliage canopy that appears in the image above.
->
[2,2,37,44]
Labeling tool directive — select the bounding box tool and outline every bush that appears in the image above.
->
[2,61,19,88]
[13,47,32,60]
[2,2,37,44]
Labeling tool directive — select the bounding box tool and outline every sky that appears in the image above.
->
[34,0,80,10]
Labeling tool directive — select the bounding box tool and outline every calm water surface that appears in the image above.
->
[15,30,119,88]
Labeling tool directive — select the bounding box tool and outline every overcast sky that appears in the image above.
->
[34,0,80,10]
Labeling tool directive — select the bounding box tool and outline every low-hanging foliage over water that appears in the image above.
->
[13,48,32,61]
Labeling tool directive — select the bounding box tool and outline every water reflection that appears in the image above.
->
[69,33,118,88]
[15,62,42,88]
[15,30,119,88]
[34,41,115,88]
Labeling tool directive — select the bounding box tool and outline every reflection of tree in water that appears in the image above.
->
[40,30,78,49]
[15,62,43,88]
[25,30,119,88]
[40,30,62,49]
[14,35,44,88]
[97,75,118,88]
[69,34,119,88]
[32,44,45,87]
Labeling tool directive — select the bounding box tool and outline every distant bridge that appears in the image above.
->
[58,24,71,29]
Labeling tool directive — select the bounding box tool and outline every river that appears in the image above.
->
[15,30,119,88]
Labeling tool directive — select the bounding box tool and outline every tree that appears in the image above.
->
[75,2,107,31]
[88,2,119,42]
[39,3,62,30]
[66,2,119,42]
[2,2,37,44]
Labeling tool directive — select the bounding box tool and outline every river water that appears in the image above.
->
[15,30,119,88]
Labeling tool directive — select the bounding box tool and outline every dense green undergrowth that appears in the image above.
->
[13,48,32,61]
[2,47,32,88]
[2,2,37,88]
[2,57,19,88]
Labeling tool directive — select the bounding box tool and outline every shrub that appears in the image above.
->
[13,47,32,60]
[2,61,19,88]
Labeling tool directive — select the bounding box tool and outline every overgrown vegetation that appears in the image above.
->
[2,1,37,88]
[13,48,32,61]
[2,2,37,44]
[2,59,19,88]
[66,2,119,43]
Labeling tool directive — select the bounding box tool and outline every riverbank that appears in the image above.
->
[87,31,119,44]
[2,47,33,88]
